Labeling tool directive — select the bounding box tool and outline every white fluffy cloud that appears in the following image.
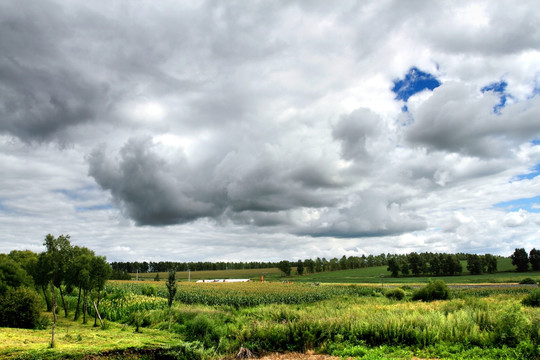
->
[1,0,540,261]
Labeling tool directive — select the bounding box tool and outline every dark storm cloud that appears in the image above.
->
[88,137,343,226]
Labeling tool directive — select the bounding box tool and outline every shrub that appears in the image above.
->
[522,288,540,307]
[412,280,450,302]
[519,277,537,285]
[141,285,157,297]
[0,287,42,328]
[385,288,405,300]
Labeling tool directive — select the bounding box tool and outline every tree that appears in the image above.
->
[314,258,323,272]
[90,256,111,327]
[529,248,540,271]
[166,267,177,330]
[467,254,483,275]
[296,260,304,275]
[408,252,422,276]
[0,255,33,293]
[64,246,94,321]
[511,248,529,272]
[484,254,498,274]
[304,259,315,274]
[400,260,410,276]
[387,258,400,277]
[278,260,291,276]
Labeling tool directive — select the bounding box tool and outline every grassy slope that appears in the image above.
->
[0,312,179,359]
[289,258,540,284]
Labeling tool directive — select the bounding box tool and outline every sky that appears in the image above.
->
[1,0,540,263]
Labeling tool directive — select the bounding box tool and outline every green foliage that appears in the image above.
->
[519,277,537,284]
[0,287,42,329]
[511,248,529,272]
[412,280,450,301]
[184,314,223,348]
[385,288,406,300]
[154,273,160,281]
[166,268,177,309]
[278,260,291,276]
[522,288,540,307]
[141,285,157,297]
[530,248,540,271]
[0,254,34,293]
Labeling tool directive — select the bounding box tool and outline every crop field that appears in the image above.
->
[131,267,285,282]
[2,278,540,360]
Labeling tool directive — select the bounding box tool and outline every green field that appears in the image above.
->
[132,258,540,285]
[3,257,540,359]
[2,280,540,359]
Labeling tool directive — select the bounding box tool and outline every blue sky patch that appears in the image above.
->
[481,80,508,113]
[392,67,441,102]
[495,195,540,213]
[514,163,540,181]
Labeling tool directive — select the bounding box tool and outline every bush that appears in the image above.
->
[141,285,157,297]
[385,288,405,300]
[0,287,42,328]
[522,288,540,307]
[412,280,450,302]
[519,277,537,285]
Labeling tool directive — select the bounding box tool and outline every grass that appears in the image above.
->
[0,312,181,359]
[3,282,540,359]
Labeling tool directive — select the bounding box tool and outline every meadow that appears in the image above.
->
[2,263,540,359]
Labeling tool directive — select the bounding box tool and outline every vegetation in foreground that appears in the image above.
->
[2,280,540,359]
[2,236,540,359]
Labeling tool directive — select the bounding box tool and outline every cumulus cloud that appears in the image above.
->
[1,0,540,261]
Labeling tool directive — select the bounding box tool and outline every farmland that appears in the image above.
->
[2,269,540,359]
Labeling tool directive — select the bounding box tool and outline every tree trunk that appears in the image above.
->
[59,285,68,317]
[42,284,52,311]
[94,289,101,327]
[74,286,82,321]
[83,289,87,324]
[50,282,57,348]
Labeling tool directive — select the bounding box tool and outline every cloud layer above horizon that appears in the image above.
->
[1,0,540,262]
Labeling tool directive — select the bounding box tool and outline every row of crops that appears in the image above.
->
[103,281,380,309]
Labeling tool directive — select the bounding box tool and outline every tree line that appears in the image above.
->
[0,234,112,347]
[110,253,391,278]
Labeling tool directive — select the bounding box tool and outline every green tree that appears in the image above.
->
[529,248,540,271]
[484,254,498,274]
[278,260,291,276]
[314,258,323,272]
[511,248,529,272]
[304,259,315,274]
[467,254,483,275]
[34,252,52,311]
[296,260,304,275]
[408,252,422,276]
[387,258,400,277]
[166,267,177,330]
[0,255,33,293]
[90,255,111,327]
[64,246,94,321]
[400,260,410,276]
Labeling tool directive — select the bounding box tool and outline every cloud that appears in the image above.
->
[1,0,540,261]
[405,82,540,157]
